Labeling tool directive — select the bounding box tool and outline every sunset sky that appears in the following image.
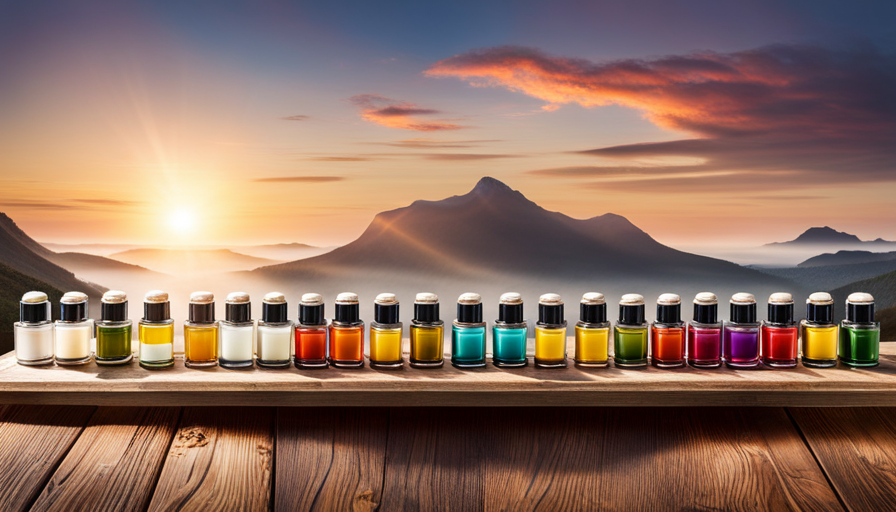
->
[1,0,895,251]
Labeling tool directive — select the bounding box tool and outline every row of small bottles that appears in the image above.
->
[13,288,881,369]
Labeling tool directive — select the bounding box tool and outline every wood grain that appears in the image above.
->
[148,407,274,512]
[790,408,896,512]
[0,345,894,406]
[0,405,96,512]
[275,408,388,511]
[30,407,180,512]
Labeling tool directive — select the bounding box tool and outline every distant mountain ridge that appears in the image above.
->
[799,250,896,268]
[110,248,280,275]
[768,226,894,247]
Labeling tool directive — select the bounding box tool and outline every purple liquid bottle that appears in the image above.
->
[723,292,760,368]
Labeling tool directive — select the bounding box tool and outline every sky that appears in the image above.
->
[1,0,895,250]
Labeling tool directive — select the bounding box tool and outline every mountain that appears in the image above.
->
[45,251,164,283]
[799,250,896,268]
[109,248,280,275]
[831,270,896,312]
[232,243,334,262]
[770,227,863,246]
[40,243,142,257]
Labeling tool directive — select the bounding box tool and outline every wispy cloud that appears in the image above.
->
[421,153,517,161]
[367,138,501,149]
[1,198,143,211]
[350,94,465,131]
[306,156,372,162]
[254,176,345,183]
[281,115,310,121]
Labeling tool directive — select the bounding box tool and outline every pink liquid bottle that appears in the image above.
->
[687,292,722,369]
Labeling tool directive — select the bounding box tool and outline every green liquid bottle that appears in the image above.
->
[839,292,879,368]
[96,291,133,365]
[614,294,648,368]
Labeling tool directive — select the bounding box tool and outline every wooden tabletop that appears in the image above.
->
[0,342,894,407]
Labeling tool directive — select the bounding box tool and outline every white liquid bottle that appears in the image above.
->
[14,291,54,366]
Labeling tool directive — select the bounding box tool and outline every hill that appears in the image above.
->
[799,250,896,268]
[109,248,280,275]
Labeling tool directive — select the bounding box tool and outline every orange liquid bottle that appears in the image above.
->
[650,293,685,368]
[328,292,364,368]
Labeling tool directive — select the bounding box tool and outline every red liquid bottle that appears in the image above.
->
[761,292,798,368]
[295,293,328,369]
[687,292,721,368]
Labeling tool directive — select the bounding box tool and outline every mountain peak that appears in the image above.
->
[792,226,862,244]
[471,176,513,195]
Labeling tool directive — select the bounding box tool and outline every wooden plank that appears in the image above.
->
[0,345,893,407]
[30,407,180,512]
[0,405,96,512]
[790,408,896,512]
[275,408,388,511]
[148,407,274,512]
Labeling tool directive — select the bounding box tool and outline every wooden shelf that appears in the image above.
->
[0,342,894,407]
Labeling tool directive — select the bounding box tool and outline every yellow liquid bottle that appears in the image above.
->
[369,293,403,369]
[535,293,568,368]
[801,292,838,368]
[409,293,444,368]
[139,290,174,369]
[574,293,610,367]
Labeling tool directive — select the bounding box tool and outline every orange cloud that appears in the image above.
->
[350,94,464,131]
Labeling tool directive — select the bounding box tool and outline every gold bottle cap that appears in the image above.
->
[581,292,605,305]
[189,291,215,304]
[415,292,439,304]
[145,290,169,303]
[620,293,644,305]
[21,291,48,303]
[102,290,127,304]
[375,293,398,305]
[847,292,874,304]
[694,292,718,305]
[731,292,755,304]
[335,292,359,304]
[226,291,251,304]
[263,292,286,304]
[61,291,89,304]
[458,292,481,305]
[657,293,681,305]
[499,292,523,305]
[769,292,793,304]
[539,293,562,305]
[301,293,324,305]
[807,292,833,305]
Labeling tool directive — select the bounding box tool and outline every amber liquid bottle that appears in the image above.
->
[410,293,444,368]
[295,293,328,369]
[184,291,218,368]
[369,293,403,369]
[328,292,364,368]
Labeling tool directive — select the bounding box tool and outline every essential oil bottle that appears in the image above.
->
[369,293,403,369]
[14,291,54,366]
[723,292,760,368]
[329,292,364,368]
[55,291,92,366]
[139,290,174,369]
[574,293,610,368]
[409,292,444,368]
[295,293,328,369]
[614,294,648,368]
[184,291,218,368]
[256,292,293,368]
[839,292,880,367]
[534,293,567,368]
[800,292,838,368]
[492,293,527,368]
[687,292,722,369]
[452,293,487,368]
[761,292,799,368]
[95,290,133,365]
[219,292,254,369]
[650,293,685,368]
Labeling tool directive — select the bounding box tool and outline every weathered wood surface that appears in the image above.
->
[0,344,894,407]
[791,408,896,512]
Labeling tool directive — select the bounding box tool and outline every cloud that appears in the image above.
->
[421,153,517,161]
[306,156,372,162]
[254,176,345,183]
[365,139,501,149]
[281,115,310,121]
[350,94,465,131]
[427,44,896,185]
[1,198,142,211]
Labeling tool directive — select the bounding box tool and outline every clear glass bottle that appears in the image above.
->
[492,292,528,368]
[761,292,798,368]
[54,291,92,365]
[452,293,487,368]
[184,291,218,368]
[800,292,838,368]
[614,294,648,368]
[257,292,293,368]
[651,293,685,369]
[369,293,403,369]
[95,290,133,365]
[295,293,328,369]
[723,292,760,368]
[535,293,567,368]
[574,293,610,368]
[14,291,54,366]
[139,290,174,369]
[329,292,364,368]
[839,292,880,367]
[409,292,444,368]
[687,292,722,369]
[219,292,254,369]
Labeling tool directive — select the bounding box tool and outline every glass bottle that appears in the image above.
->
[295,293,328,369]
[761,292,799,368]
[369,293,403,369]
[54,291,92,365]
[723,292,760,368]
[687,292,722,369]
[650,293,685,368]
[574,292,610,368]
[184,291,218,368]
[95,290,133,365]
[329,292,364,368]
[492,292,528,368]
[534,293,567,368]
[839,292,880,367]
[452,292,487,368]
[139,290,174,369]
[801,292,838,368]
[256,292,293,368]
[614,294,648,368]
[14,291,54,366]
[409,292,444,368]
[219,292,254,369]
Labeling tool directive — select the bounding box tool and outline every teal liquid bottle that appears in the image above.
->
[614,294,648,368]
[452,293,487,368]
[839,292,880,367]
[492,292,527,367]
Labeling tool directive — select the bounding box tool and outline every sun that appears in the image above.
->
[168,208,197,234]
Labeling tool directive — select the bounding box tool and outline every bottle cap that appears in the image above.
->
[497,292,524,324]
[538,293,564,325]
[656,293,681,324]
[457,292,482,323]
[19,291,50,324]
[375,293,400,324]
[580,293,607,324]
[806,292,834,324]
[414,292,440,323]
[618,293,645,325]
[225,292,252,323]
[846,292,875,323]
[188,291,215,323]
[729,292,757,324]
[101,290,128,322]
[299,292,326,325]
[693,292,718,323]
[143,290,171,322]
[334,292,360,323]
[767,292,794,325]
[262,292,288,323]
[59,291,88,322]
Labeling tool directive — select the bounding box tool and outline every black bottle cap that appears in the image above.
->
[806,292,834,324]
[618,294,645,325]
[846,292,875,323]
[655,293,681,324]
[224,292,252,323]
[334,292,360,324]
[101,291,128,322]
[374,293,400,324]
[497,292,524,324]
[580,293,607,323]
[692,292,718,323]
[729,293,757,323]
[143,290,171,322]
[456,293,483,323]
[261,292,288,323]
[538,293,564,325]
[59,291,88,322]
[299,293,326,325]
[767,292,794,324]
[19,291,50,323]
[414,292,440,323]
[188,291,215,323]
